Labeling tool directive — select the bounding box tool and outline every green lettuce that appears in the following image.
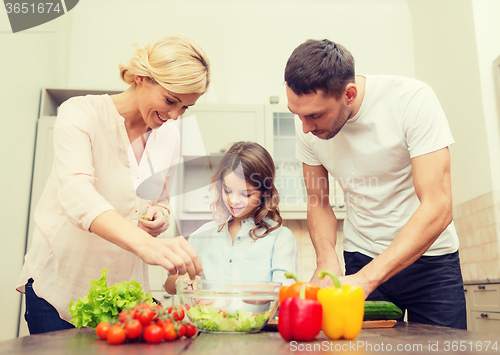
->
[187,304,270,332]
[68,269,152,329]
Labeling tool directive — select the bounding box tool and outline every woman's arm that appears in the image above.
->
[90,210,202,278]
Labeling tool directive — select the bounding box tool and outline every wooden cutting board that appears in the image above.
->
[263,319,397,331]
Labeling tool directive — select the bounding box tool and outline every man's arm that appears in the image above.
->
[340,147,453,297]
[304,163,343,288]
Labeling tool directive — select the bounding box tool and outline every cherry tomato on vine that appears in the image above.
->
[118,310,132,323]
[107,325,126,345]
[143,324,163,344]
[168,305,185,321]
[177,323,186,338]
[135,304,155,325]
[124,319,143,340]
[185,324,197,338]
[162,322,177,342]
[156,318,173,328]
[95,321,110,340]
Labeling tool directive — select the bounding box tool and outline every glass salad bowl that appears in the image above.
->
[177,280,281,333]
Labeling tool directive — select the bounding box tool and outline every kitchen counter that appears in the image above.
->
[1,322,499,355]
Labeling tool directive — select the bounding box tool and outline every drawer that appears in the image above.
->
[470,311,500,334]
[467,284,500,312]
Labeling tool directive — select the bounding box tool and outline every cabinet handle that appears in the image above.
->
[478,285,486,290]
[480,313,488,318]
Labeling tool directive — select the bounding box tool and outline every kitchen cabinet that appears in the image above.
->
[464,282,500,334]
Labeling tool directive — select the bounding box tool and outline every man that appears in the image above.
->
[285,39,466,329]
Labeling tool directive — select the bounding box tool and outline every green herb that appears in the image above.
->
[187,305,270,332]
[68,269,152,329]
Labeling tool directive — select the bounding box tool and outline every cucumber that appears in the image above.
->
[363,301,403,321]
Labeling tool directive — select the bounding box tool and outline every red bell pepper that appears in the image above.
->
[278,284,322,342]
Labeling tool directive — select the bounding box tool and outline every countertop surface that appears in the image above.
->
[1,322,500,355]
[463,278,500,285]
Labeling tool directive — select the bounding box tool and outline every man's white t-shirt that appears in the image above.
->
[295,75,459,258]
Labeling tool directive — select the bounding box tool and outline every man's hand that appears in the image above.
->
[337,273,376,300]
[309,260,344,288]
[139,206,169,237]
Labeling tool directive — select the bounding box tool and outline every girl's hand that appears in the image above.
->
[139,206,169,237]
[138,236,203,279]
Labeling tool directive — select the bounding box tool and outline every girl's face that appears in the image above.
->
[222,171,262,221]
[136,76,201,129]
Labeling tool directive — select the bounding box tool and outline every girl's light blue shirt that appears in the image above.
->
[187,217,298,286]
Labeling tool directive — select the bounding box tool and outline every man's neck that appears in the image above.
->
[349,75,366,118]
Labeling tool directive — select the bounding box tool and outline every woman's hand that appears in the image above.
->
[138,236,203,279]
[139,206,169,237]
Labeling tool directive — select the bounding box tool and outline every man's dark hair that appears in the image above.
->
[285,39,355,99]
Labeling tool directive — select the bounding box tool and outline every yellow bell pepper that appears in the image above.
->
[316,270,365,340]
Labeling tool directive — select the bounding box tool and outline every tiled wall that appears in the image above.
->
[454,190,500,281]
[283,219,345,282]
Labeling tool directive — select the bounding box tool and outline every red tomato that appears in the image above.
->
[118,310,132,323]
[124,319,143,340]
[177,323,186,338]
[156,318,173,328]
[162,323,177,342]
[168,305,185,321]
[152,304,164,311]
[142,324,163,344]
[185,324,197,338]
[135,304,155,326]
[95,322,110,340]
[107,325,126,345]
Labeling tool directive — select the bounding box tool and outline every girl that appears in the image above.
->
[165,141,298,293]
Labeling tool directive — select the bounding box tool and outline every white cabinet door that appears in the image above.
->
[182,104,266,155]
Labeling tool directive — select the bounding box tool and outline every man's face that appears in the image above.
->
[286,86,350,140]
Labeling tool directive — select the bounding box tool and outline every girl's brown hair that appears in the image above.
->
[210,141,282,239]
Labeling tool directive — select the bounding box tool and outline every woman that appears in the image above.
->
[17,35,210,334]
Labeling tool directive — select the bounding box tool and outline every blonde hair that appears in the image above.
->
[119,35,210,94]
[210,142,282,240]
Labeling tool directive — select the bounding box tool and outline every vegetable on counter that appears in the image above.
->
[278,283,322,342]
[187,304,270,332]
[363,301,403,321]
[317,270,364,340]
[68,269,153,329]
[279,271,320,304]
[95,302,197,345]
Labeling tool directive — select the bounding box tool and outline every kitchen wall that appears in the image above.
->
[454,190,500,280]
[1,0,499,342]
[407,0,500,282]
[64,0,414,102]
[0,10,73,342]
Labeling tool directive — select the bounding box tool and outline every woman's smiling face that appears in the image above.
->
[136,76,201,129]
[222,171,262,221]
